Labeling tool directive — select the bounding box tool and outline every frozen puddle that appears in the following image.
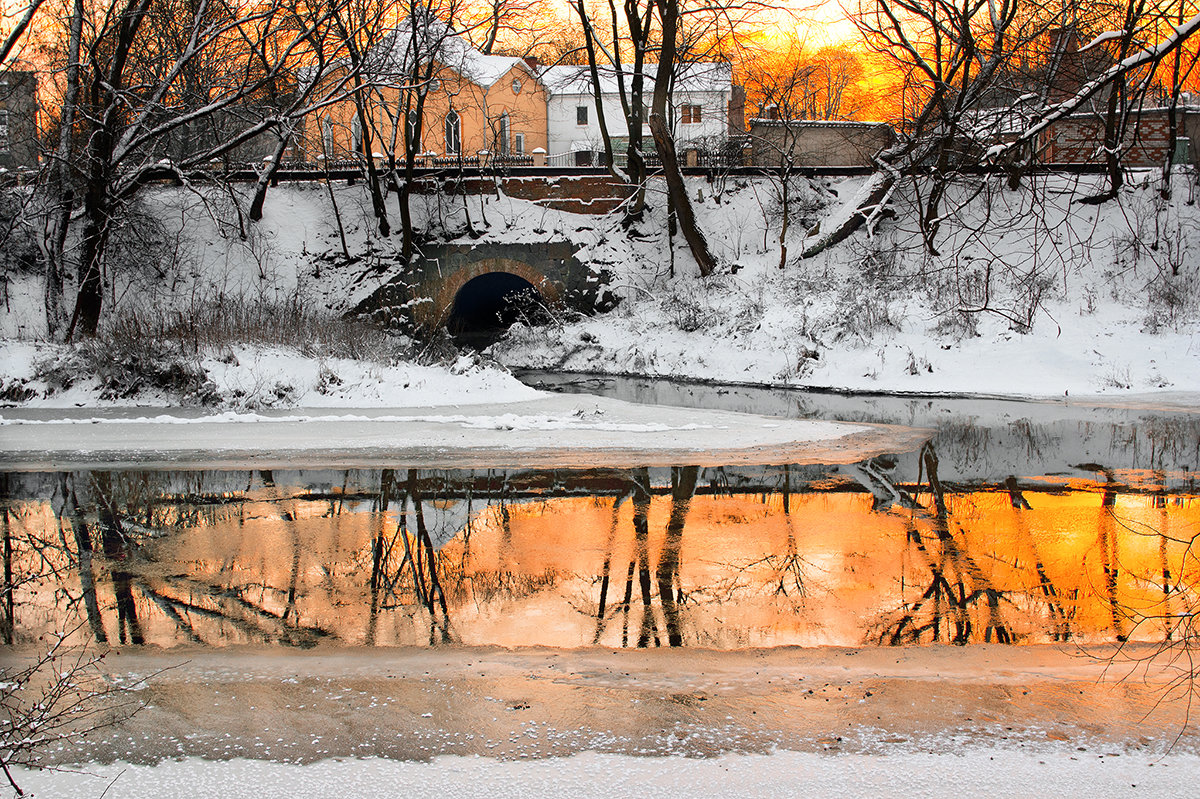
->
[15,748,1196,798]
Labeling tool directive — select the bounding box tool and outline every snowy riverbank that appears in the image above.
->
[493,171,1200,399]
[0,392,930,469]
[9,644,1198,797]
[3,172,1199,405]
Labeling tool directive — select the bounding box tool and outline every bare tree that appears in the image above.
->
[805,0,1200,258]
[37,0,366,339]
[648,0,719,275]
[1,632,145,796]
[460,0,554,56]
[1161,3,1200,196]
[0,0,45,67]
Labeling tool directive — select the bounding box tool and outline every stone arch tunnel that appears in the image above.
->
[353,242,611,343]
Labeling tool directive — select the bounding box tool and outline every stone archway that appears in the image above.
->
[446,271,549,348]
[413,256,562,330]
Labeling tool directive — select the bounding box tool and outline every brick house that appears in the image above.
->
[1040,105,1200,168]
[304,20,547,165]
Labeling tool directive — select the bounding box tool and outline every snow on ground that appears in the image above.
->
[4,170,1199,408]
[0,339,540,410]
[492,170,1200,399]
[13,748,1199,799]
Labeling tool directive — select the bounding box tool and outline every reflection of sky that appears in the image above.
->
[12,478,1199,651]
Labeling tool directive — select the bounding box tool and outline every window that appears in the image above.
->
[445,109,461,155]
[351,115,362,153]
[406,111,420,150]
[321,115,333,156]
[0,111,8,153]
[511,78,522,94]
[680,104,702,124]
[576,105,588,125]
[499,113,510,155]
[514,132,525,155]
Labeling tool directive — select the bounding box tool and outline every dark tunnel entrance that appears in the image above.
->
[447,271,549,349]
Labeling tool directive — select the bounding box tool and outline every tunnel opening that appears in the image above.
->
[447,271,550,349]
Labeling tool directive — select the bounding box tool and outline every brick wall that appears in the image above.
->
[410,174,634,214]
[1043,108,1198,168]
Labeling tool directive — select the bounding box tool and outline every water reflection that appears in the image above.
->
[522,372,1200,486]
[3,450,1197,651]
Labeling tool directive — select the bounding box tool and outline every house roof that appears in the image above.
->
[370,16,530,90]
[540,62,732,96]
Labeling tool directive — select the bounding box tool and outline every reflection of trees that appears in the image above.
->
[5,471,333,648]
[587,466,700,648]
[1080,467,1197,646]
[6,460,1198,650]
[94,472,143,645]
[363,469,454,645]
[869,444,1027,645]
[1,474,13,645]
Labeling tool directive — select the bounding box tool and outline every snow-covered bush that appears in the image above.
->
[36,337,218,405]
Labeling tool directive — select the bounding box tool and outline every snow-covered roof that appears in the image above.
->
[749,119,889,129]
[461,54,523,89]
[369,15,528,90]
[541,62,732,97]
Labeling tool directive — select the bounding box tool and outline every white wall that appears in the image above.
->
[547,88,730,157]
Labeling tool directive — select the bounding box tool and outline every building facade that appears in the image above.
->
[0,70,37,171]
[1039,105,1199,169]
[541,62,736,164]
[305,26,547,165]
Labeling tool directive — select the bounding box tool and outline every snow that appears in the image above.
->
[492,171,1200,400]
[0,340,540,410]
[0,393,924,470]
[13,748,1200,798]
[1081,30,1126,52]
[2,170,1198,410]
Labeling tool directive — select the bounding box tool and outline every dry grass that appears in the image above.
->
[98,295,421,364]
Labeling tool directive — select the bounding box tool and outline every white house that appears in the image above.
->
[540,61,736,164]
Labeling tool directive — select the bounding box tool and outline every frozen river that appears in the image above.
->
[2,379,1198,796]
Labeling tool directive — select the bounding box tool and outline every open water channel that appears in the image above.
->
[2,376,1197,652]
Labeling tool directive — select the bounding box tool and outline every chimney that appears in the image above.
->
[728,84,746,134]
[524,56,540,73]
[765,104,779,121]
[1047,26,1079,56]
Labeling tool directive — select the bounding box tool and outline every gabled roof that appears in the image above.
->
[370,15,530,90]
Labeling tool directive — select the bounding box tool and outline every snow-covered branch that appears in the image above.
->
[987,12,1200,162]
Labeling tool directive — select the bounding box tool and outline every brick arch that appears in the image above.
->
[417,257,562,329]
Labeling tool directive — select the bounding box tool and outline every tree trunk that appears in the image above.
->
[575,0,619,175]
[649,115,716,276]
[64,0,153,340]
[649,0,716,276]
[249,125,292,222]
[45,0,84,338]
